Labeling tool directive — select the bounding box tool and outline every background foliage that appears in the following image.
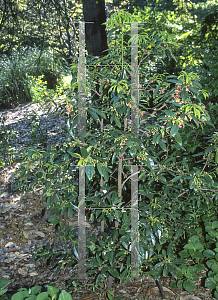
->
[0,0,218,299]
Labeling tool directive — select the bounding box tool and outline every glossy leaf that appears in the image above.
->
[88,108,99,120]
[189,86,199,94]
[90,107,106,119]
[109,251,115,265]
[86,165,95,181]
[174,132,182,146]
[205,277,217,290]
[103,167,109,182]
[108,266,120,278]
[170,124,179,136]
[183,279,195,293]
[114,115,121,127]
[158,139,167,151]
[80,147,88,159]
[59,290,72,300]
[112,152,117,164]
[96,162,104,176]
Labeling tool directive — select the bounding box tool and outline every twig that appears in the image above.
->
[178,190,188,198]
[140,103,167,124]
[201,155,209,173]
[199,188,218,192]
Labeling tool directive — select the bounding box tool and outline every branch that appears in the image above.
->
[201,155,209,173]
[121,170,141,189]
[140,103,167,124]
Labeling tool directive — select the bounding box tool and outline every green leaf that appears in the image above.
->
[112,152,117,164]
[48,216,61,225]
[189,86,199,94]
[86,165,95,181]
[192,115,199,128]
[126,140,132,147]
[192,80,202,88]
[89,107,106,119]
[177,279,183,289]
[0,289,9,297]
[215,152,218,163]
[181,90,187,99]
[158,175,167,183]
[170,281,177,288]
[193,107,201,118]
[120,268,128,284]
[205,145,214,153]
[167,75,177,79]
[158,139,167,151]
[183,279,195,293]
[70,114,78,129]
[109,251,115,265]
[73,244,79,259]
[113,228,119,241]
[166,49,171,58]
[108,266,120,278]
[163,264,169,277]
[99,83,105,93]
[112,95,120,105]
[95,274,102,287]
[171,175,182,182]
[184,241,203,251]
[170,124,179,136]
[88,108,99,120]
[169,264,178,279]
[36,292,50,300]
[103,167,109,182]
[122,242,128,249]
[211,263,218,273]
[164,110,176,116]
[59,290,72,300]
[45,181,51,190]
[214,290,218,299]
[206,259,216,269]
[153,85,160,98]
[204,175,214,186]
[110,112,115,123]
[107,26,120,38]
[212,221,218,228]
[68,152,81,159]
[167,79,182,84]
[205,277,217,289]
[174,132,182,146]
[203,250,215,259]
[114,115,121,127]
[0,279,11,290]
[80,147,88,159]
[96,253,102,265]
[107,290,114,300]
[97,162,104,176]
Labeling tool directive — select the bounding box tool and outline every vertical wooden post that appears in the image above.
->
[108,152,123,290]
[124,117,127,132]
[100,118,105,241]
[78,22,87,283]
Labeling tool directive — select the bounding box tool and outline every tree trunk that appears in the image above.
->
[82,0,108,57]
[82,0,108,104]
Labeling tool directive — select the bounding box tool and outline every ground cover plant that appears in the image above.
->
[0,2,218,300]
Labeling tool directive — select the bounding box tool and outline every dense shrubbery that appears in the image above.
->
[0,2,218,300]
[0,47,69,109]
